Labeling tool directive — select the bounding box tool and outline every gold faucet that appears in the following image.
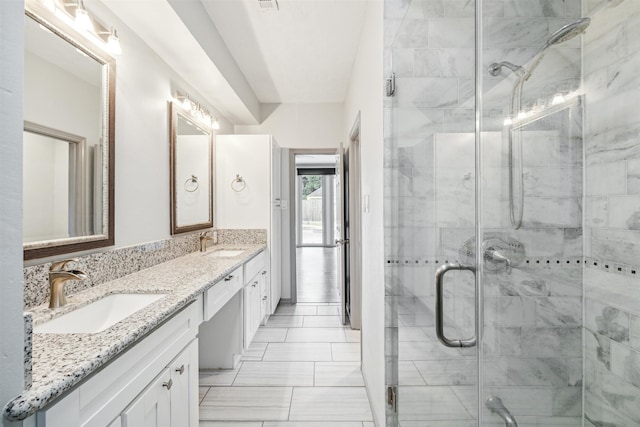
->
[199,231,214,252]
[48,258,87,308]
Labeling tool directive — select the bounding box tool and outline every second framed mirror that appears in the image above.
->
[169,101,214,234]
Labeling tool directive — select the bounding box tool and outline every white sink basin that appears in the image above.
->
[34,293,166,334]
[207,249,245,258]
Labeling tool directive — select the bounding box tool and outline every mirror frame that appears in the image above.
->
[169,101,214,234]
[24,2,115,261]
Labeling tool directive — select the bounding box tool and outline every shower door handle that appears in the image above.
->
[435,263,477,348]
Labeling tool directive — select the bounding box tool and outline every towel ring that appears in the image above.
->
[184,175,199,192]
[231,174,246,192]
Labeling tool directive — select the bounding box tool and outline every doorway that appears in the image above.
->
[290,151,340,305]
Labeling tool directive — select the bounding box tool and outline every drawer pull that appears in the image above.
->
[224,275,234,281]
[262,296,268,300]
[175,365,185,375]
[163,379,173,390]
[252,281,258,287]
[262,271,267,275]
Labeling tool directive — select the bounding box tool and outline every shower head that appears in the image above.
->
[543,17,591,49]
[524,17,591,80]
[489,17,591,80]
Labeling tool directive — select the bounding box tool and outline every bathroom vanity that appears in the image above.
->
[5,244,267,426]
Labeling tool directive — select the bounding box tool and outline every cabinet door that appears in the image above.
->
[170,339,198,427]
[250,279,261,339]
[243,285,253,349]
[260,270,269,324]
[121,369,171,427]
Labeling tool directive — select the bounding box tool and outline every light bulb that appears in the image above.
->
[551,93,565,106]
[503,117,513,126]
[517,111,528,120]
[42,0,56,12]
[75,1,95,33]
[182,96,192,112]
[212,118,220,130]
[106,28,122,55]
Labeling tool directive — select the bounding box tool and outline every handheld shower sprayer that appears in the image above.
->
[489,17,591,230]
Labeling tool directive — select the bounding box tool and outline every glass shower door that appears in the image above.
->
[479,2,586,425]
[384,0,479,425]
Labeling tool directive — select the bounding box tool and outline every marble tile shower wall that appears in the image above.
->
[582,2,640,426]
[383,0,585,425]
[23,229,267,309]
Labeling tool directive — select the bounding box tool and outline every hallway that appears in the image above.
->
[296,247,339,303]
[199,303,372,426]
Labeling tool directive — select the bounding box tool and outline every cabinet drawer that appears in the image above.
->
[244,250,266,283]
[204,266,243,321]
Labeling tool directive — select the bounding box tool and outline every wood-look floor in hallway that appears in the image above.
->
[296,247,339,303]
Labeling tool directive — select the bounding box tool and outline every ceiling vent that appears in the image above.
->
[258,0,279,11]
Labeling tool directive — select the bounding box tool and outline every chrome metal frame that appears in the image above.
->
[434,263,477,348]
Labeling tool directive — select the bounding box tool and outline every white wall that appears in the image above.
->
[86,1,233,249]
[234,103,344,149]
[0,0,25,425]
[214,135,272,230]
[343,0,384,424]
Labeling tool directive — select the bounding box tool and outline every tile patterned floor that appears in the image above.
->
[199,303,373,427]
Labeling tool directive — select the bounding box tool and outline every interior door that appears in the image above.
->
[334,143,346,325]
[343,147,351,324]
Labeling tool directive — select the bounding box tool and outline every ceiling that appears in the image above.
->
[201,0,368,104]
[103,0,367,124]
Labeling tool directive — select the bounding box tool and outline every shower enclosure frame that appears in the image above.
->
[383,0,602,425]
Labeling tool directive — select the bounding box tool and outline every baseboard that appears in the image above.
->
[362,360,382,427]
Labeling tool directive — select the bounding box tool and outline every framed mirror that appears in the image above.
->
[23,3,115,260]
[169,102,214,234]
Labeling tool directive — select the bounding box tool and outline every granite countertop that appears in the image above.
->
[4,243,266,421]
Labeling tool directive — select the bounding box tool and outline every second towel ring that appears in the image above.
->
[184,175,199,192]
[231,174,247,192]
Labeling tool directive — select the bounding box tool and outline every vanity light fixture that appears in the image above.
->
[106,28,122,55]
[174,92,218,129]
[74,0,94,33]
[45,0,123,55]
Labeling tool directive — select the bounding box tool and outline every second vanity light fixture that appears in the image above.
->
[38,0,122,55]
[175,92,220,130]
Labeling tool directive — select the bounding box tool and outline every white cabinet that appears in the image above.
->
[121,369,171,427]
[260,269,269,323]
[35,301,200,427]
[242,251,267,348]
[121,339,198,427]
[216,135,282,317]
[168,339,198,426]
[243,279,261,348]
[199,250,267,368]
[203,267,244,322]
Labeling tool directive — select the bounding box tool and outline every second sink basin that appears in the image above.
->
[34,293,166,334]
[207,249,245,258]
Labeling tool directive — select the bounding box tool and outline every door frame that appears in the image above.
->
[348,113,362,330]
[289,148,339,304]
